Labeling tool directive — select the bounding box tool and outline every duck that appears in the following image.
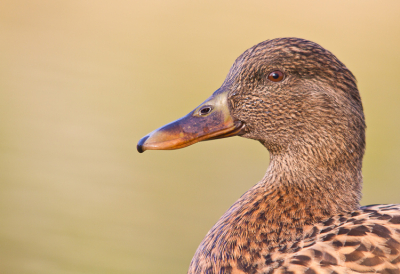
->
[137,38,400,274]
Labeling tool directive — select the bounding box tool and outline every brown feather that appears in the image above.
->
[174,38,399,274]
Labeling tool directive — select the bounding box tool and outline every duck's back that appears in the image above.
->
[266,204,400,274]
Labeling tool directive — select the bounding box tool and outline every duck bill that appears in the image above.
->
[137,91,244,153]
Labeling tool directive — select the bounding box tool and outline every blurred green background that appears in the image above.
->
[0,1,399,273]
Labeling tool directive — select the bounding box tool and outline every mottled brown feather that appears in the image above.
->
[179,38,400,274]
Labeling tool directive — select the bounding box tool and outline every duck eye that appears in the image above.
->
[267,71,284,82]
[199,106,212,116]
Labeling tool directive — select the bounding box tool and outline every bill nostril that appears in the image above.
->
[199,106,212,116]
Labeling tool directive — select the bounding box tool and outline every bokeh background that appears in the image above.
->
[1,1,400,273]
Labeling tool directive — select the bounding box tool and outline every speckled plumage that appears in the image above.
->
[135,37,400,273]
[180,38,400,274]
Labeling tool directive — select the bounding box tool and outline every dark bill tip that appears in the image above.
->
[137,135,149,153]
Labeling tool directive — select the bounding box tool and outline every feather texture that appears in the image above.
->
[140,38,400,274]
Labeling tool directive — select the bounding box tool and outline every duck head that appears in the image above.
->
[138,38,365,167]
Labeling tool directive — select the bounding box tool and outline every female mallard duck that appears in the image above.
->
[137,38,400,274]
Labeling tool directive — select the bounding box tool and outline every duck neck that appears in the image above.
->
[237,149,363,242]
[269,151,361,213]
[188,146,363,272]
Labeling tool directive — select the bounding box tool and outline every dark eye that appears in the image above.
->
[267,71,284,82]
[199,106,212,115]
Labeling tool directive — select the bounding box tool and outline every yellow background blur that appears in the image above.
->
[1,1,399,273]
